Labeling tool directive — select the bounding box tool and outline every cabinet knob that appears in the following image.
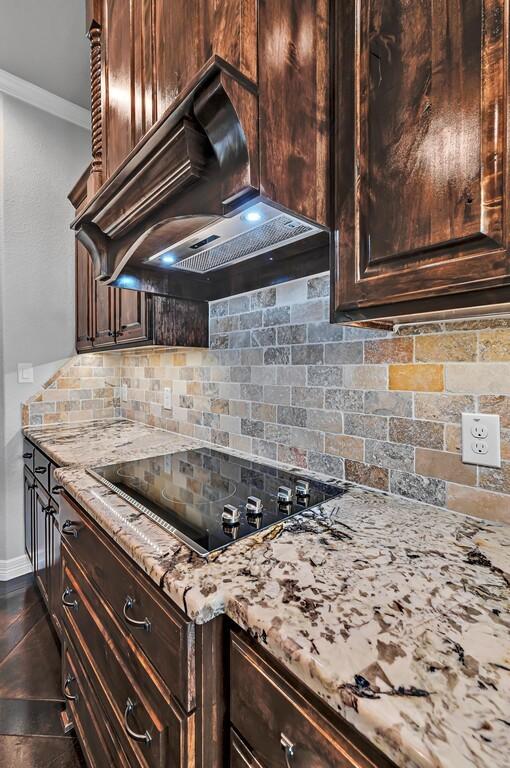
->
[62,520,79,538]
[34,466,46,475]
[23,452,33,459]
[43,504,55,516]
[123,698,151,744]
[52,485,64,495]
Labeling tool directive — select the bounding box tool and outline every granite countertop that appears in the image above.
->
[25,419,510,768]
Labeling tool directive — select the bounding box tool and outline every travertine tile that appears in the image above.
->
[390,471,446,506]
[447,483,510,523]
[479,329,510,361]
[446,363,510,394]
[415,448,476,485]
[363,391,412,418]
[344,365,387,390]
[389,418,444,449]
[364,338,413,363]
[344,413,388,440]
[415,333,477,362]
[324,434,364,461]
[389,364,444,392]
[345,460,389,490]
[365,440,414,472]
[414,393,475,423]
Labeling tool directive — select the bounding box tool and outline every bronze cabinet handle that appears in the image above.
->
[52,485,64,495]
[34,466,46,474]
[280,734,295,767]
[123,698,151,744]
[61,587,79,611]
[62,520,79,538]
[123,596,151,632]
[43,505,55,516]
[23,452,33,459]
[63,673,78,702]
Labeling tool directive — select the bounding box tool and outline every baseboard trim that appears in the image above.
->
[0,554,32,581]
[0,68,90,129]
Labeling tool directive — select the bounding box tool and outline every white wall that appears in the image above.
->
[0,93,90,566]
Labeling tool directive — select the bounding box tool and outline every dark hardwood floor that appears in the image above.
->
[0,574,85,767]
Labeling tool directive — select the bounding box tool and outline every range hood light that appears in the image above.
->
[117,274,137,287]
[242,210,262,223]
[161,253,176,265]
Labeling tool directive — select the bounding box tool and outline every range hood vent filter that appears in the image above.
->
[171,215,314,274]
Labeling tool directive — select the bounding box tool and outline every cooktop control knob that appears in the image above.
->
[222,504,240,526]
[277,486,293,505]
[246,496,263,515]
[295,479,310,498]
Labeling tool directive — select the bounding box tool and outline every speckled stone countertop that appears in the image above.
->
[25,419,510,768]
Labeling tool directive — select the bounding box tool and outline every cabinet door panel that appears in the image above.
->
[153,0,257,116]
[103,0,136,176]
[333,0,509,319]
[116,288,148,344]
[23,468,35,567]
[93,281,116,347]
[34,486,50,607]
[76,243,94,352]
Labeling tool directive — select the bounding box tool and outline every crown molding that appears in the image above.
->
[0,68,90,130]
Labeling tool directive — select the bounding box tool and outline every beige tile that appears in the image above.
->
[479,329,510,361]
[479,395,510,428]
[389,364,444,392]
[324,434,364,461]
[446,363,510,394]
[415,448,476,485]
[414,393,475,423]
[415,333,477,362]
[447,484,510,524]
[343,365,387,390]
[445,424,461,453]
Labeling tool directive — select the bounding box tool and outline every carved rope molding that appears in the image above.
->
[88,21,103,177]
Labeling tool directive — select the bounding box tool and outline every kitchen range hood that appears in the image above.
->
[72,57,330,301]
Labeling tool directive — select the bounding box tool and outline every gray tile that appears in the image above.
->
[241,418,265,438]
[252,438,278,460]
[276,365,307,386]
[291,344,324,366]
[325,388,364,412]
[390,470,446,507]
[239,310,263,330]
[364,391,413,418]
[229,295,250,314]
[308,451,344,478]
[307,366,343,387]
[344,412,388,440]
[291,386,324,409]
[241,348,263,366]
[229,330,252,348]
[250,287,276,309]
[263,385,291,405]
[306,409,343,434]
[210,334,229,349]
[240,383,263,401]
[210,300,229,318]
[230,366,251,383]
[265,423,292,443]
[324,341,364,364]
[277,405,307,427]
[251,402,277,422]
[264,347,291,365]
[264,306,291,326]
[365,440,414,472]
[308,322,345,343]
[290,427,324,451]
[307,274,329,299]
[277,324,307,345]
[252,328,276,347]
[290,299,326,324]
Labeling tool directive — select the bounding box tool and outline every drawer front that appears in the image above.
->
[230,632,382,768]
[33,448,50,491]
[22,438,35,471]
[61,552,192,768]
[231,729,266,768]
[63,642,130,768]
[60,493,194,710]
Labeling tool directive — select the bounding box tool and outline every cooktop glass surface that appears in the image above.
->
[88,447,343,556]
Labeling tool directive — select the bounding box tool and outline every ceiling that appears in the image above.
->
[0,0,90,109]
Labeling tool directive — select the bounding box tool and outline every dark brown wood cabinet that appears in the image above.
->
[70,167,208,352]
[23,466,35,566]
[332,0,510,325]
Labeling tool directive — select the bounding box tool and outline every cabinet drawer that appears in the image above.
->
[33,448,50,491]
[63,641,129,768]
[60,493,194,710]
[230,632,389,768]
[22,438,34,471]
[61,551,192,768]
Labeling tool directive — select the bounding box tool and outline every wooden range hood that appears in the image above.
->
[72,56,330,302]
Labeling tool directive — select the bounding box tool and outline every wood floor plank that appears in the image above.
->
[0,699,72,738]
[0,614,63,702]
[0,734,86,768]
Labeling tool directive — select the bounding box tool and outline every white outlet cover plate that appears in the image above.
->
[163,388,172,410]
[17,363,34,383]
[461,412,501,468]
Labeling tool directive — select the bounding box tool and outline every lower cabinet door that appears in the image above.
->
[48,510,62,638]
[34,485,50,606]
[230,729,266,768]
[23,467,35,566]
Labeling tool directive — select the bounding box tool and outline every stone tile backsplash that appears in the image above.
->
[117,273,510,524]
[25,272,510,524]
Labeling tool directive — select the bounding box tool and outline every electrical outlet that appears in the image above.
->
[163,388,172,410]
[461,413,501,468]
[121,383,128,402]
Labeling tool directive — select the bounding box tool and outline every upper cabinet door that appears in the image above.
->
[333,0,509,323]
[76,241,94,351]
[93,281,117,347]
[115,288,148,343]
[102,0,137,176]
[153,0,257,116]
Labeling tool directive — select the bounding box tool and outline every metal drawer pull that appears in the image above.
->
[43,505,55,516]
[52,485,64,495]
[123,596,151,632]
[61,587,79,611]
[63,673,78,702]
[123,698,151,744]
[23,452,33,459]
[280,734,295,767]
[34,466,47,474]
[62,521,79,538]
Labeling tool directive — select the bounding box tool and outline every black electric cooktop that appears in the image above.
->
[88,447,343,556]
